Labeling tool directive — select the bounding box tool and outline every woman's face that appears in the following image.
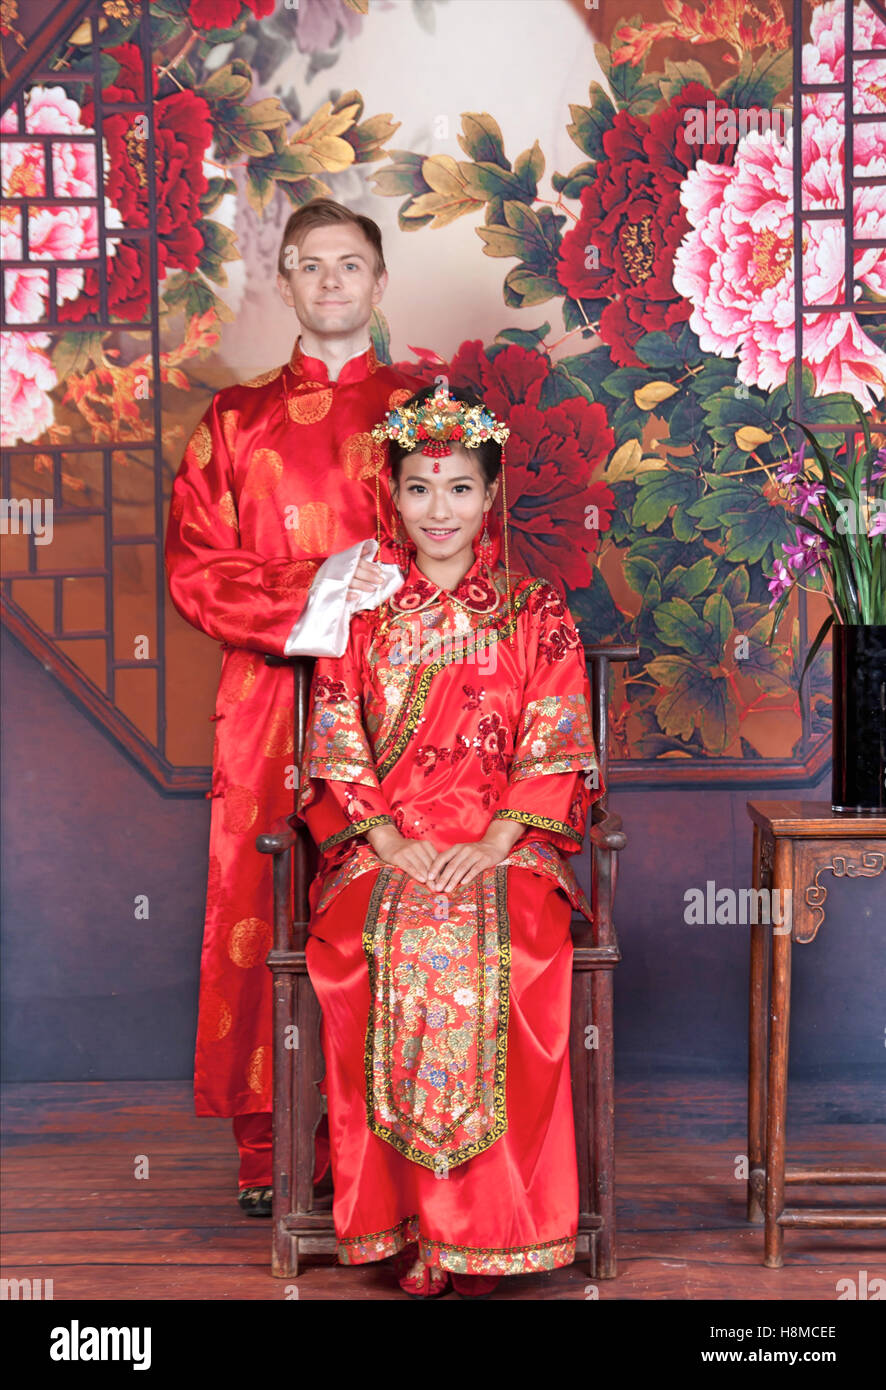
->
[392,445,498,569]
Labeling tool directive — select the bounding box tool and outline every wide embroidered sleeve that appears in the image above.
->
[295,617,395,853]
[164,396,319,656]
[493,583,605,855]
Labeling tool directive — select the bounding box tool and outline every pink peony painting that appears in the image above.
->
[673,0,886,408]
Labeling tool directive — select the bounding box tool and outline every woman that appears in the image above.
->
[295,383,604,1297]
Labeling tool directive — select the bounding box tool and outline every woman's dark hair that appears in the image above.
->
[387,384,503,488]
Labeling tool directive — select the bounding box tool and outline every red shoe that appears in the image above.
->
[450,1272,500,1299]
[397,1248,451,1298]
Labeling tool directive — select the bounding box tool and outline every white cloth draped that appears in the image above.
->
[283,539,404,658]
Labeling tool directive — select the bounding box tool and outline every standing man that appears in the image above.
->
[165,198,422,1212]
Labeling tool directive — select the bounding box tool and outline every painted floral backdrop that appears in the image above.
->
[1,0,884,785]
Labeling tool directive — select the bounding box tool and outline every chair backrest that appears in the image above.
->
[582,643,639,812]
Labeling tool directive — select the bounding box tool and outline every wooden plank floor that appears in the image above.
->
[2,1078,884,1300]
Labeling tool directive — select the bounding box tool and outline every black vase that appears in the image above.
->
[831,624,886,813]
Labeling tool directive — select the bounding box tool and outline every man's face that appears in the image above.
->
[276,223,388,337]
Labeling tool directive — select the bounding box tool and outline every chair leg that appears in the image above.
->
[271,963,297,1278]
[591,968,617,1278]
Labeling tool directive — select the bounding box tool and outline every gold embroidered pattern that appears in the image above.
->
[319,815,393,853]
[375,578,543,778]
[185,420,212,468]
[242,366,282,388]
[362,864,511,1172]
[493,808,583,845]
[336,1214,576,1273]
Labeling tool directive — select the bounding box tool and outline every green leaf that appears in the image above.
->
[633,332,684,368]
[513,140,545,195]
[538,366,593,408]
[664,555,717,600]
[562,296,605,334]
[799,612,835,689]
[458,112,509,169]
[495,323,550,350]
[503,266,562,307]
[703,592,734,657]
[551,161,598,199]
[722,565,750,605]
[653,598,712,656]
[653,661,738,751]
[51,332,105,379]
[199,176,237,215]
[601,367,654,399]
[569,565,622,641]
[201,60,253,103]
[646,654,696,686]
[160,271,234,323]
[461,162,529,203]
[687,358,739,397]
[567,85,616,160]
[718,50,792,107]
[633,472,702,531]
[659,58,715,102]
[624,554,663,603]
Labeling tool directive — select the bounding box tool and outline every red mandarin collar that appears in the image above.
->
[391,543,504,616]
[288,335,378,386]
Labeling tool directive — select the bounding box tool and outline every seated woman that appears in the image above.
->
[295,383,605,1298]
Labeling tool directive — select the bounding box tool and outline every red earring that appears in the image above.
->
[475,512,493,566]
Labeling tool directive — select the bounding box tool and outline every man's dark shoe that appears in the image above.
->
[238,1185,272,1217]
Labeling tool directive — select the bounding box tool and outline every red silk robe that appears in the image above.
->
[296,550,606,1274]
[164,337,421,1116]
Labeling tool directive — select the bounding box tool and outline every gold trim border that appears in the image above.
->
[361,864,511,1172]
[319,815,393,853]
[493,808,583,845]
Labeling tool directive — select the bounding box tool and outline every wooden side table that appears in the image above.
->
[746,801,886,1267]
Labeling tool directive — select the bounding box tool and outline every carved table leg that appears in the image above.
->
[747,824,768,1223]
[764,916,792,1268]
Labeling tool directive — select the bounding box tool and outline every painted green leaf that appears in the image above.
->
[633,332,684,368]
[658,57,715,102]
[633,472,702,531]
[664,556,717,600]
[718,50,792,107]
[458,113,510,169]
[653,598,711,655]
[567,84,616,160]
[503,267,562,307]
[513,140,545,193]
[704,592,734,657]
[721,565,750,605]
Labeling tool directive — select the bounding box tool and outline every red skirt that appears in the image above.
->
[305,863,579,1275]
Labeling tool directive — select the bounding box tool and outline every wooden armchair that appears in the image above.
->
[257,640,638,1279]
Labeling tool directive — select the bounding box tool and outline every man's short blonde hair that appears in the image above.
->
[277,197,386,278]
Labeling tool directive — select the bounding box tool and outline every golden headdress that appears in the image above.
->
[370,381,514,618]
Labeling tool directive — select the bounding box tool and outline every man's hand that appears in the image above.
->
[426,820,525,892]
[346,556,386,601]
[366,823,439,883]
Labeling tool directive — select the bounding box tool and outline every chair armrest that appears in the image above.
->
[256,816,298,855]
[589,808,626,852]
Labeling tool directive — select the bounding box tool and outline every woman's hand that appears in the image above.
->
[346,556,386,602]
[366,823,439,884]
[426,820,525,892]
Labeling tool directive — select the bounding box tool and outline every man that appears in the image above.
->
[165,198,422,1212]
